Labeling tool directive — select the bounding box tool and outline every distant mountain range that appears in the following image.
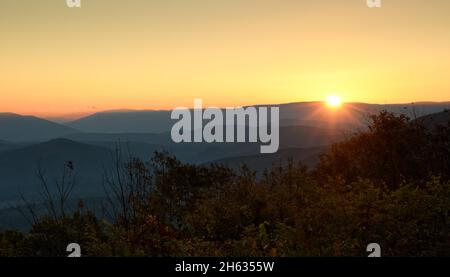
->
[1,101,450,229]
[66,110,173,134]
[2,102,450,142]
[0,113,77,142]
[62,102,450,134]
[0,124,344,206]
[60,124,344,162]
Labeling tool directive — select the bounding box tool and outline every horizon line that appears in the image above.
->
[2,100,450,122]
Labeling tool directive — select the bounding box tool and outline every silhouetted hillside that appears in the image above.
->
[209,146,325,172]
[63,132,169,144]
[415,110,450,128]
[61,125,345,163]
[63,102,450,133]
[0,139,113,203]
[0,113,77,142]
[66,110,173,133]
[0,140,14,152]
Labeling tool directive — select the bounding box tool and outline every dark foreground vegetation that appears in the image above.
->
[1,112,449,256]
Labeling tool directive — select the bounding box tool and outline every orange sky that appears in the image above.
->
[1,0,450,118]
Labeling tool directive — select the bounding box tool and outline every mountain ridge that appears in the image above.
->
[0,113,78,142]
[60,102,450,133]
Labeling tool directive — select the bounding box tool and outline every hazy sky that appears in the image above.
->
[1,0,450,117]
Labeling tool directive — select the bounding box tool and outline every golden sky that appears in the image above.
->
[1,0,450,118]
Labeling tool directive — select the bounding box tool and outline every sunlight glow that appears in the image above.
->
[326,95,342,107]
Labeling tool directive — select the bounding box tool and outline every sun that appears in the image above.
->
[326,95,342,107]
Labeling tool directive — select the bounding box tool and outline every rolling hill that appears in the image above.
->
[61,125,346,163]
[0,140,14,152]
[0,113,78,142]
[415,110,450,128]
[65,110,173,133]
[208,146,326,172]
[0,139,113,203]
[0,123,346,204]
[62,102,450,134]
